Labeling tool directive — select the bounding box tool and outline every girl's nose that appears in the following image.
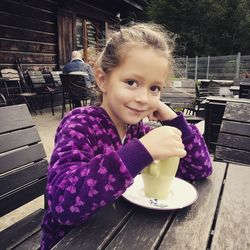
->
[135,88,149,103]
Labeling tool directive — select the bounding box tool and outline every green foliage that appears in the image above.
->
[135,0,250,57]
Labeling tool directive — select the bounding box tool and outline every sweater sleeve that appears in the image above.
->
[161,113,212,180]
[46,118,136,226]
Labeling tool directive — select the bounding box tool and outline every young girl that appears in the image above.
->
[41,23,212,249]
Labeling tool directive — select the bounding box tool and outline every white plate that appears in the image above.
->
[122,175,198,210]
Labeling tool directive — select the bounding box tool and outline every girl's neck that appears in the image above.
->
[100,105,127,140]
[117,124,127,140]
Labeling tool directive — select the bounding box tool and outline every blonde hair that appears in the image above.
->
[95,22,175,84]
[93,22,176,105]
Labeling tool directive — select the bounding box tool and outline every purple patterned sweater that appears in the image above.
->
[41,106,212,249]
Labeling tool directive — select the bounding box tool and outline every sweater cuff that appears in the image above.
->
[161,112,193,139]
[118,138,153,178]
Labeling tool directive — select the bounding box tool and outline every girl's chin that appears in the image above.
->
[125,117,145,125]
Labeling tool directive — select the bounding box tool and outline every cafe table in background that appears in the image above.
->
[52,159,250,250]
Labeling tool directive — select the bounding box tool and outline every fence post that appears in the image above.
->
[236,52,241,79]
[185,56,188,78]
[195,56,198,81]
[206,55,210,79]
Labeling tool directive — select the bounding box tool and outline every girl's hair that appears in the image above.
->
[93,22,176,105]
[95,22,175,83]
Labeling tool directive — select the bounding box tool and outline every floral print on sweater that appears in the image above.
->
[41,106,212,249]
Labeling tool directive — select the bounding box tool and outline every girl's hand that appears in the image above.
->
[140,126,187,160]
[148,101,177,122]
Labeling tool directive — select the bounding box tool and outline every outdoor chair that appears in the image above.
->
[60,73,94,117]
[215,101,250,165]
[0,92,7,106]
[27,70,62,115]
[0,68,37,113]
[50,71,63,87]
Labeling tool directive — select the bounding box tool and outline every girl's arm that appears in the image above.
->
[47,117,152,227]
[145,101,212,180]
[161,114,212,180]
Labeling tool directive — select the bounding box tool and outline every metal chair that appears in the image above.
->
[0,93,7,107]
[0,69,37,113]
[28,71,62,115]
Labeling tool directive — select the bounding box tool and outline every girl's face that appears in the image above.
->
[96,47,169,129]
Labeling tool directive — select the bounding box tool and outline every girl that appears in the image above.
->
[41,23,212,249]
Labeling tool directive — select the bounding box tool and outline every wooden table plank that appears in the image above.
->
[52,199,134,250]
[105,207,174,250]
[158,160,226,250]
[211,164,250,250]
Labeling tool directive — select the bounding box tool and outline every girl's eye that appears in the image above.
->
[126,80,137,87]
[150,85,161,93]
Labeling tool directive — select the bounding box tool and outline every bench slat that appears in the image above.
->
[15,230,42,250]
[0,143,46,174]
[220,120,250,136]
[223,102,250,122]
[0,159,48,196]
[0,177,47,216]
[0,127,41,153]
[217,133,250,151]
[0,104,34,133]
[0,209,44,250]
[215,146,250,165]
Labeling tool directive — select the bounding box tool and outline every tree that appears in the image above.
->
[135,0,250,56]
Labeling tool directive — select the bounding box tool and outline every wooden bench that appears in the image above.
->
[215,101,250,165]
[239,81,250,99]
[161,79,197,110]
[161,79,204,123]
[198,80,220,99]
[0,104,48,250]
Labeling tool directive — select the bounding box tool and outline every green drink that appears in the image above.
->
[141,157,180,199]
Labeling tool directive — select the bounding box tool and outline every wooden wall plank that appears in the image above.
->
[0,26,56,44]
[17,0,58,12]
[0,51,57,64]
[0,39,56,54]
[0,0,56,22]
[0,12,56,33]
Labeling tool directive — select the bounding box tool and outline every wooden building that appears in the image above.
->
[0,0,148,71]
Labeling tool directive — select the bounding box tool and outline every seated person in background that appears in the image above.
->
[63,50,95,107]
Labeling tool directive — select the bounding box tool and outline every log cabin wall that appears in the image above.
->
[0,0,147,72]
[0,0,58,71]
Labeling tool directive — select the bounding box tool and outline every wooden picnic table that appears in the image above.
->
[52,159,250,250]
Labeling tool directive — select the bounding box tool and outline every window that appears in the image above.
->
[75,18,106,64]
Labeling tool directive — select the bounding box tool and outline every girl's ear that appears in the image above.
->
[94,67,107,93]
